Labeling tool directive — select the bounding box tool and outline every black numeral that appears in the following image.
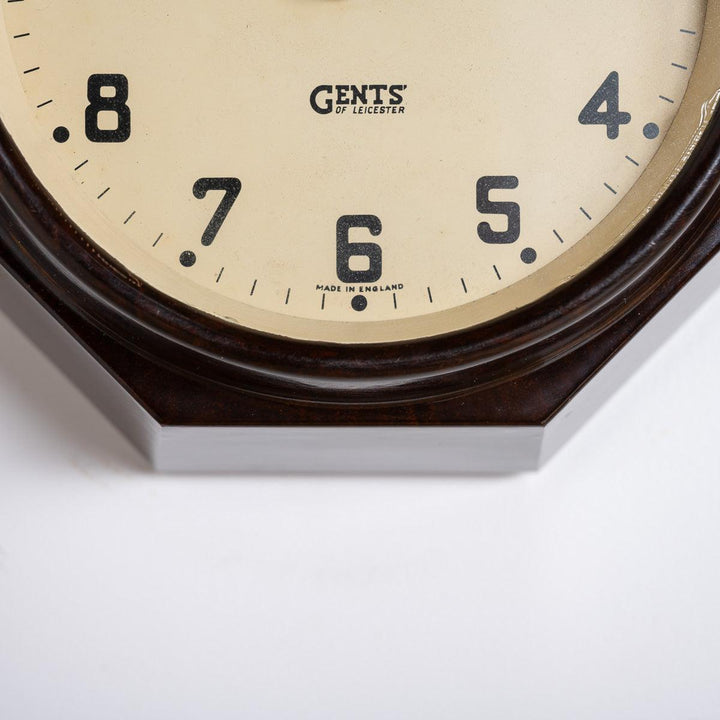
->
[578,71,631,140]
[85,74,131,143]
[336,215,383,283]
[477,176,520,244]
[193,178,242,247]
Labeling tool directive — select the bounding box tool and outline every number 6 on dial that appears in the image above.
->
[336,215,383,283]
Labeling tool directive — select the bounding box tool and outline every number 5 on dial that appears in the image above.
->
[477,176,521,244]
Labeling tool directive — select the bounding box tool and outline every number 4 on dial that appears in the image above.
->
[578,71,631,139]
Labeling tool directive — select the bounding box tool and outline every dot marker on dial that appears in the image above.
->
[179,251,196,267]
[53,125,69,143]
[643,122,660,139]
[521,247,537,264]
[351,295,367,312]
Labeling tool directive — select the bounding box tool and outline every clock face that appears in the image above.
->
[0,1,718,343]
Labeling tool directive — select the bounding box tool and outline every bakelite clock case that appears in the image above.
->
[1,8,720,472]
[1,108,719,472]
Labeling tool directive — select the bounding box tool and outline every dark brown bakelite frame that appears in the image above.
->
[1,107,720,408]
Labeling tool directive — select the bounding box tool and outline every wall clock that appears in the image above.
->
[0,1,719,472]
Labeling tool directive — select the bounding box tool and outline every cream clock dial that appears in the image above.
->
[0,0,716,343]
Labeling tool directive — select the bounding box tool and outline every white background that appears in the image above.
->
[0,287,719,719]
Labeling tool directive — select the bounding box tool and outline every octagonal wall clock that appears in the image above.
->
[0,0,719,472]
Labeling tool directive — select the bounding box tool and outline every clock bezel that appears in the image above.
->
[3,0,720,405]
[1,98,720,406]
